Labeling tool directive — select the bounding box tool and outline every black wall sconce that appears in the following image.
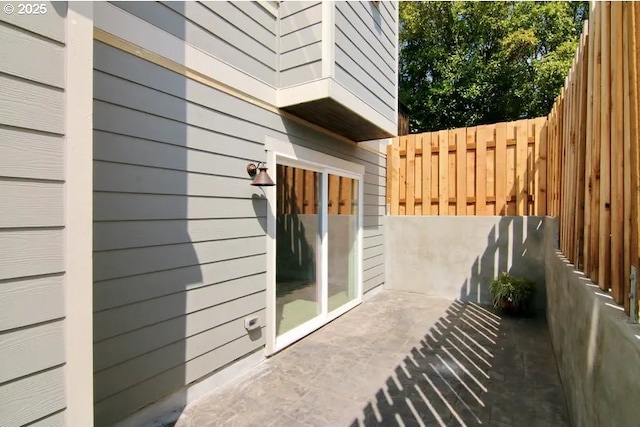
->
[246,162,275,187]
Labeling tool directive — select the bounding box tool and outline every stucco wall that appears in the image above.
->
[544,217,640,427]
[384,216,546,311]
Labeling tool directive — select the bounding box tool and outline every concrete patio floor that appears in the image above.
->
[175,291,570,427]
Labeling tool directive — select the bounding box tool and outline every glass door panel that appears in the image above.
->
[327,174,359,312]
[275,164,321,336]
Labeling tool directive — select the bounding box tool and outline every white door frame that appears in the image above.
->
[264,137,364,355]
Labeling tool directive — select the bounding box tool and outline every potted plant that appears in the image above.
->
[489,272,536,315]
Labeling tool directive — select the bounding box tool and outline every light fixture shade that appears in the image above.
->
[247,163,275,187]
[252,167,275,186]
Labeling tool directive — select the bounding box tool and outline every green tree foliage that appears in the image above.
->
[400,1,588,132]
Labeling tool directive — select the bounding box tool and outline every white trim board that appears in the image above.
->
[264,149,278,356]
[65,2,95,425]
[321,1,335,79]
[265,136,365,176]
[276,79,329,106]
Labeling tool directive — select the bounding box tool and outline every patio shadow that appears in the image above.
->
[350,299,569,427]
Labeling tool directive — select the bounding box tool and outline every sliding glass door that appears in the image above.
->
[327,174,359,312]
[272,156,362,349]
[275,164,321,336]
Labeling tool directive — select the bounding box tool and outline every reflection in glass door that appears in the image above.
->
[275,164,321,337]
[327,174,359,312]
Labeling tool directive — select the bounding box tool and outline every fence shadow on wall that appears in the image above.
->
[459,216,547,313]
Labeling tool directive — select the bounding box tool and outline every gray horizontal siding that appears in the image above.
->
[363,253,384,272]
[338,1,395,56]
[280,22,321,54]
[94,283,265,342]
[94,193,266,221]
[0,274,65,330]
[0,127,64,181]
[95,333,264,426]
[279,1,321,35]
[232,1,277,33]
[94,161,261,199]
[279,61,322,87]
[0,2,66,43]
[94,288,266,370]
[280,42,322,72]
[0,367,65,427]
[278,1,322,88]
[0,74,64,135]
[0,210,66,317]
[93,39,384,426]
[364,233,384,249]
[0,321,65,383]
[200,2,276,44]
[0,181,64,228]
[335,27,394,88]
[93,42,386,169]
[364,272,385,292]
[111,1,277,85]
[0,10,67,427]
[94,309,265,401]
[25,411,65,427]
[94,218,266,251]
[94,256,266,311]
[94,236,265,281]
[0,23,65,88]
[334,1,397,122]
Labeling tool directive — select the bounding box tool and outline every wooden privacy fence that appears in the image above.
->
[276,165,357,215]
[547,1,640,315]
[387,118,547,216]
[386,1,640,316]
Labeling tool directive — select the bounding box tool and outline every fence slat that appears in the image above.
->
[438,130,449,215]
[584,3,596,275]
[389,139,400,215]
[476,126,488,215]
[536,117,548,215]
[515,120,528,216]
[431,133,439,214]
[466,128,476,215]
[569,46,579,261]
[611,1,625,302]
[558,94,567,254]
[399,136,407,215]
[590,2,602,283]
[456,128,467,215]
[406,134,416,215]
[422,133,431,215]
[495,123,508,215]
[629,2,640,315]
[574,28,589,267]
[622,2,632,312]
[448,130,457,215]
[598,1,612,291]
[415,134,423,216]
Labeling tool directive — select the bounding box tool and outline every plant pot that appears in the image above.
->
[495,297,522,315]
